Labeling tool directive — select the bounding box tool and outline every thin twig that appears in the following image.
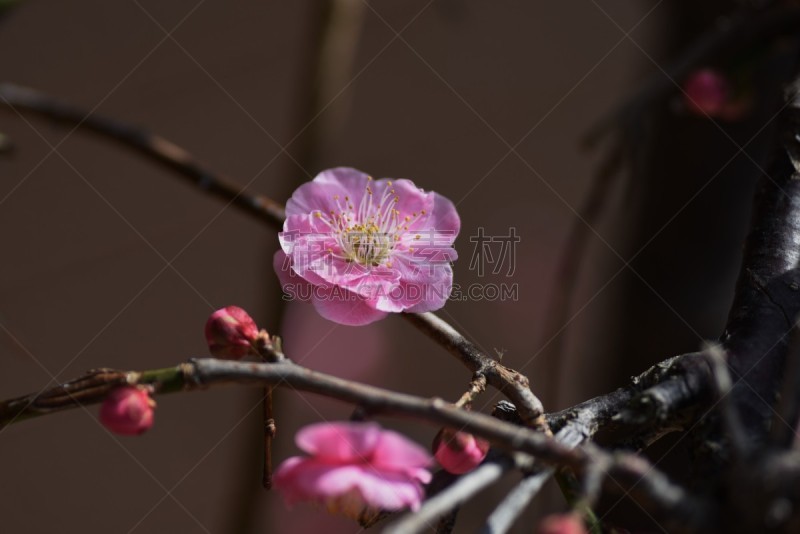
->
[455,374,487,408]
[0,82,286,227]
[262,385,275,489]
[480,469,552,534]
[255,334,283,490]
[384,456,516,534]
[404,312,546,429]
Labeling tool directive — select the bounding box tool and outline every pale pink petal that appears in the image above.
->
[273,250,315,302]
[377,178,431,221]
[427,192,461,238]
[370,429,433,473]
[281,212,332,237]
[296,422,381,461]
[382,258,453,313]
[272,456,308,505]
[408,467,433,485]
[312,287,388,326]
[300,251,399,296]
[275,461,426,512]
[285,167,371,217]
[350,468,427,511]
[276,251,388,325]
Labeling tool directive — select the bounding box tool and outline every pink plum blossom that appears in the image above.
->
[274,167,460,326]
[432,428,490,474]
[273,421,433,521]
[99,386,155,436]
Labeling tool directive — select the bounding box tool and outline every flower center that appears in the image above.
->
[315,177,425,268]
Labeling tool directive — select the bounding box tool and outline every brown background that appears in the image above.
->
[0,1,743,532]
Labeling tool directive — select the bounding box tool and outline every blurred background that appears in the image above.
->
[0,0,778,532]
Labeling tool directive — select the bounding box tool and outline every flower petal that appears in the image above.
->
[380,258,453,313]
[276,250,388,325]
[273,250,314,302]
[285,167,371,217]
[350,467,427,511]
[274,460,426,512]
[370,429,433,473]
[428,192,460,238]
[295,422,381,461]
[312,287,388,326]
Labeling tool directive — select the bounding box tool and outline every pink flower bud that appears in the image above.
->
[432,428,490,474]
[204,305,260,359]
[683,68,730,117]
[537,513,587,534]
[99,386,155,436]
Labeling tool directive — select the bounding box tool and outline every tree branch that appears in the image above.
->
[385,455,516,534]
[404,312,546,428]
[0,352,704,526]
[480,469,552,534]
[771,319,800,448]
[0,83,286,227]
[0,357,578,467]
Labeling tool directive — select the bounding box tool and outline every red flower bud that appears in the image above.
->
[537,513,587,534]
[204,306,260,359]
[99,386,155,436]
[432,428,490,474]
[683,68,730,117]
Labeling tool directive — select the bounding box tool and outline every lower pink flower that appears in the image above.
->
[274,422,433,521]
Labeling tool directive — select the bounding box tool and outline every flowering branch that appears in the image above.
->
[0,353,706,529]
[0,84,548,432]
[0,357,572,464]
[0,72,788,532]
[5,7,800,527]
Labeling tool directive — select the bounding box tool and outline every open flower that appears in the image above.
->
[274,167,460,326]
[273,422,433,522]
